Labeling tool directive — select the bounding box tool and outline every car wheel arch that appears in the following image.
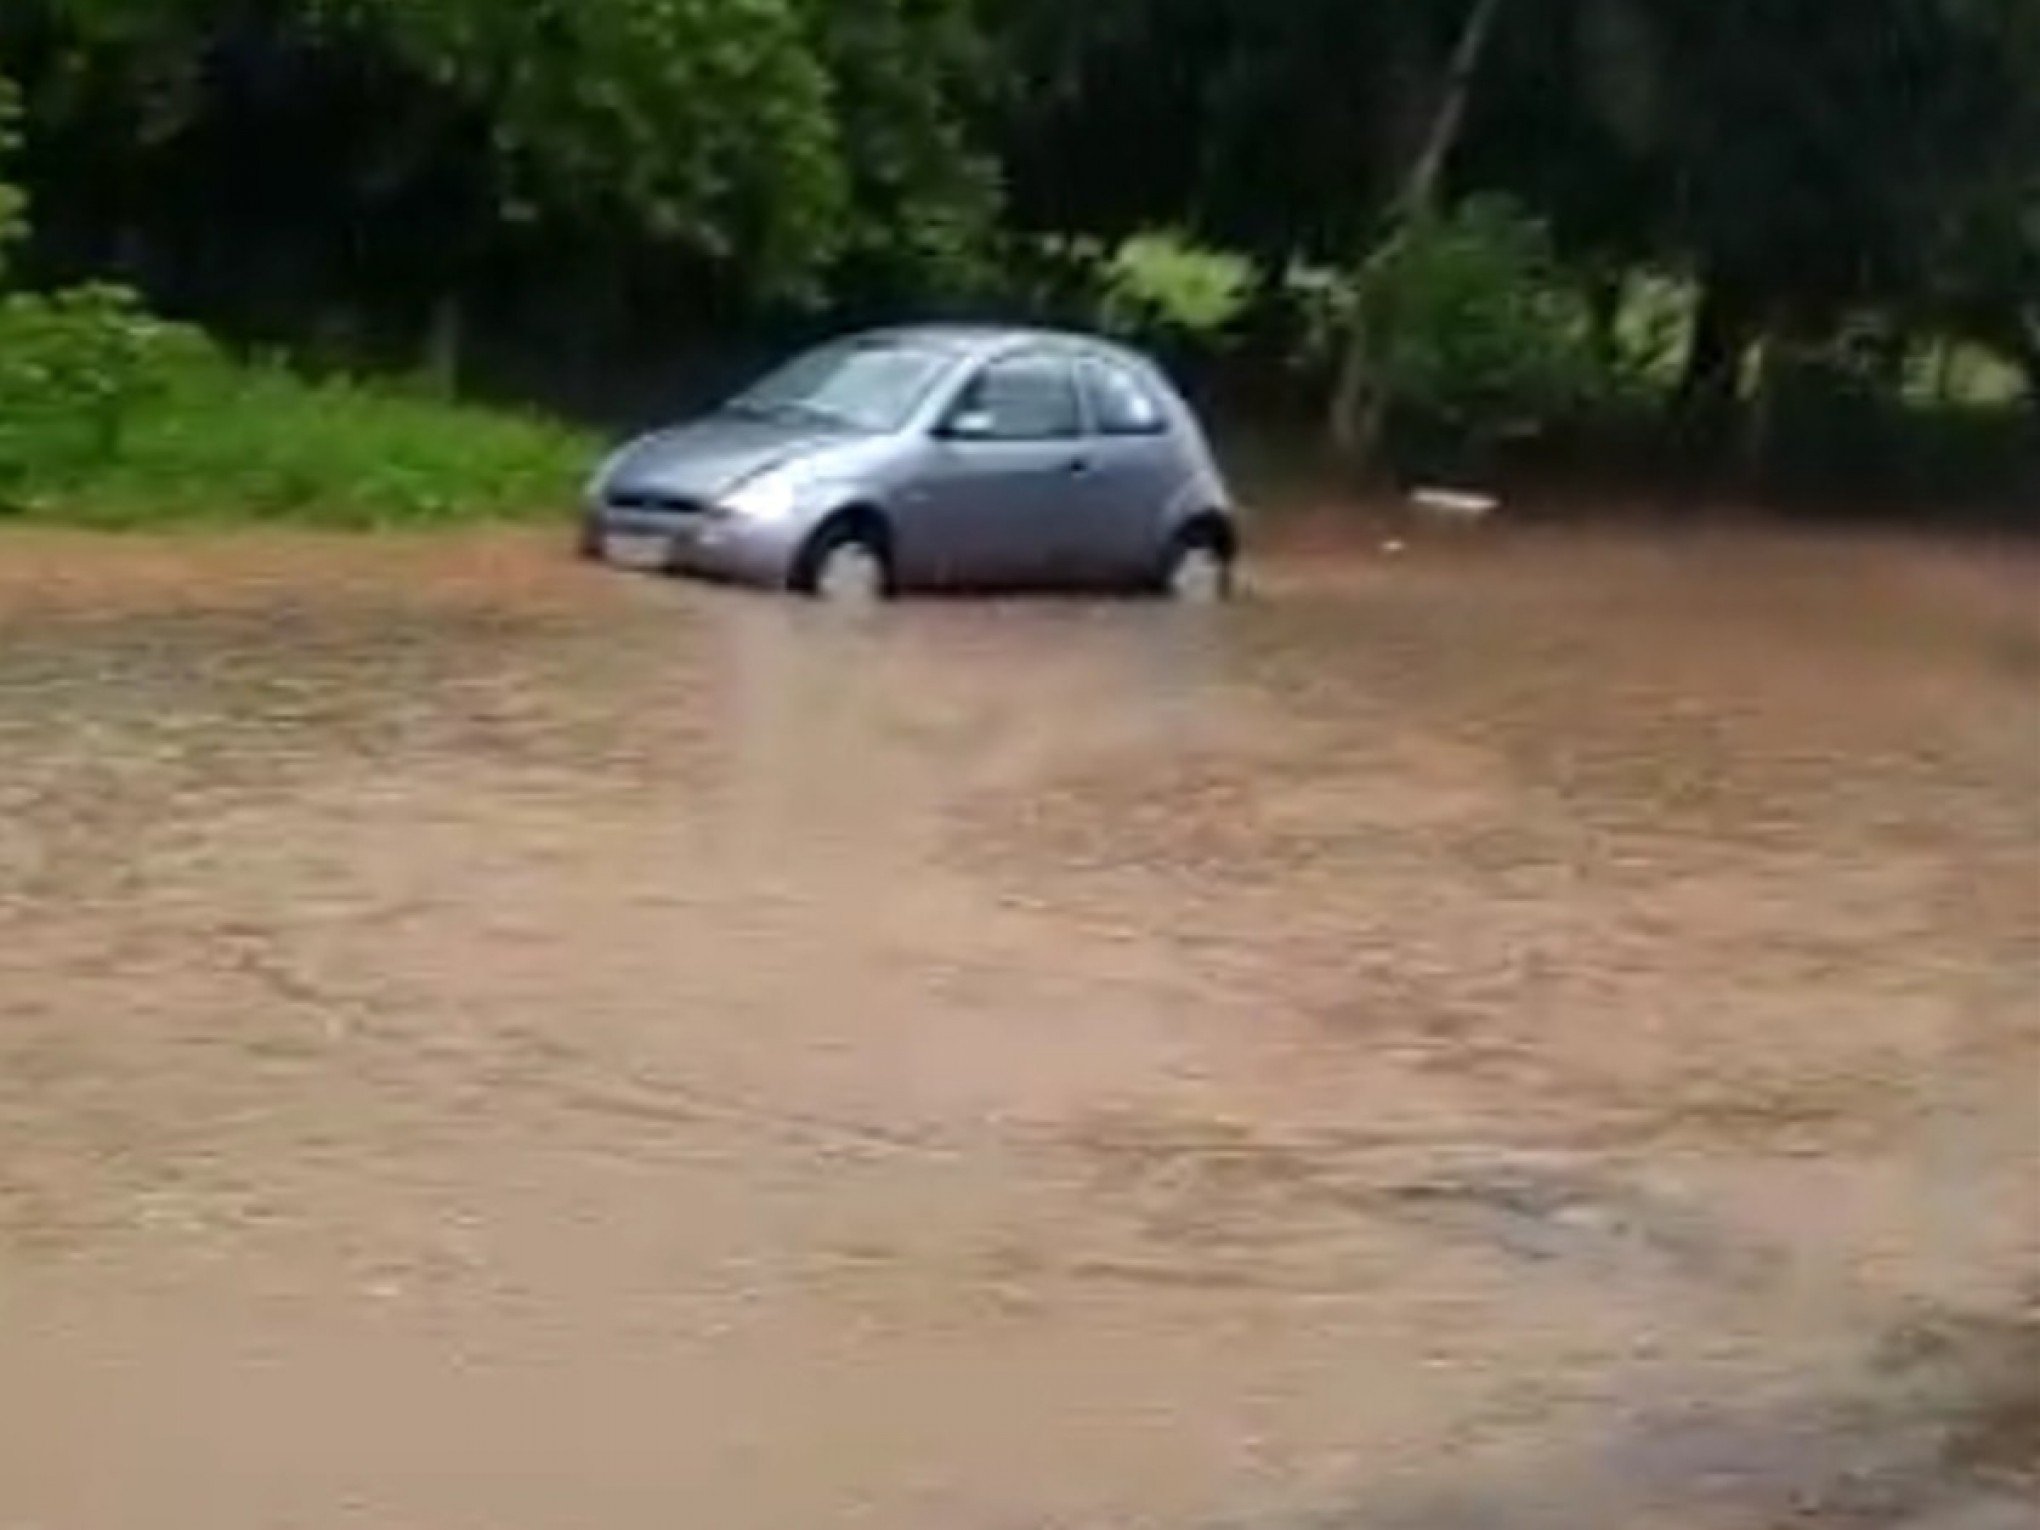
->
[791,503,896,593]
[1172,510,1238,562]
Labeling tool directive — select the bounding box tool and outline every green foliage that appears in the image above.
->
[307,0,847,289]
[4,0,2034,511]
[22,0,995,304]
[991,0,2040,436]
[0,300,592,526]
[1607,272,1698,387]
[0,31,592,529]
[1353,198,1603,435]
[0,284,217,488]
[1010,229,1255,343]
[984,0,1451,262]
[797,0,1001,296]
[0,73,24,282]
[93,365,595,527]
[1099,233,1255,339]
[1754,335,2036,504]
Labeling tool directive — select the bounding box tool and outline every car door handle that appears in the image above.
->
[1063,456,1093,476]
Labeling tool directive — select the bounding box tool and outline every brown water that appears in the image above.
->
[1,525,2035,1528]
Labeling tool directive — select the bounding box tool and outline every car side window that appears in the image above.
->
[1080,359,1169,437]
[943,353,1082,441]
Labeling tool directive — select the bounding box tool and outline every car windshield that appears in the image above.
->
[727,340,951,434]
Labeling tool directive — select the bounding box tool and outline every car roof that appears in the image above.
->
[855,323,1144,365]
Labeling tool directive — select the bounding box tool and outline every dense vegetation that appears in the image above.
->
[1,0,2035,518]
[0,302,592,526]
[0,57,590,523]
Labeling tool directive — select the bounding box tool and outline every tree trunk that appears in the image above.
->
[1328,313,1387,463]
[2011,320,2040,415]
[1931,336,1957,408]
[1328,0,1509,464]
[1400,0,1509,221]
[1586,267,1626,368]
[426,290,465,396]
[1673,272,1757,458]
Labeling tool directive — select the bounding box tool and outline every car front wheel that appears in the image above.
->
[805,530,891,604]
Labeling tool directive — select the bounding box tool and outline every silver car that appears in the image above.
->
[579,325,1238,599]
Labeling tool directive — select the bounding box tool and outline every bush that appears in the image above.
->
[1755,342,2038,510]
[0,292,595,526]
[1282,198,1612,476]
[1007,230,1256,348]
[0,285,220,484]
[1,64,592,529]
[1098,232,1255,340]
[1357,198,1603,443]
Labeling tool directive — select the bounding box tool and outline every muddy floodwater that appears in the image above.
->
[1,525,2035,1528]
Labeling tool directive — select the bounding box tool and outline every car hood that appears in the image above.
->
[599,414,852,502]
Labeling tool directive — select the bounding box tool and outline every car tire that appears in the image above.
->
[575,517,605,562]
[805,527,891,604]
[1160,528,1234,603]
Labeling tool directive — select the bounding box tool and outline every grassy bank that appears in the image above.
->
[0,305,597,529]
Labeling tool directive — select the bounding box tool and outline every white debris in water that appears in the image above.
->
[1411,486,1500,521]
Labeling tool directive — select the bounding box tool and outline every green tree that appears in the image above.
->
[1554,0,2040,434]
[1928,0,2040,404]
[312,0,847,284]
[8,0,2033,495]
[1351,197,1599,449]
[797,0,999,298]
[4,0,996,355]
[1328,0,1509,463]
[0,72,23,283]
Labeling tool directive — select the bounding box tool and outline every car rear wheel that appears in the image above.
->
[575,516,605,562]
[1161,530,1234,603]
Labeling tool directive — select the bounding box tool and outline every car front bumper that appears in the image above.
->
[585,502,804,589]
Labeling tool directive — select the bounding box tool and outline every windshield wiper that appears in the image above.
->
[740,399,844,426]
[724,397,862,431]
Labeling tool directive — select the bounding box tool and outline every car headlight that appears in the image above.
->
[720,469,803,522]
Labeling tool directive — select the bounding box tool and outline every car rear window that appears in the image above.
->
[1080,359,1168,436]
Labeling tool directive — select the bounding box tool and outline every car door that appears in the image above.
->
[893,350,1087,590]
[1068,355,1184,582]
